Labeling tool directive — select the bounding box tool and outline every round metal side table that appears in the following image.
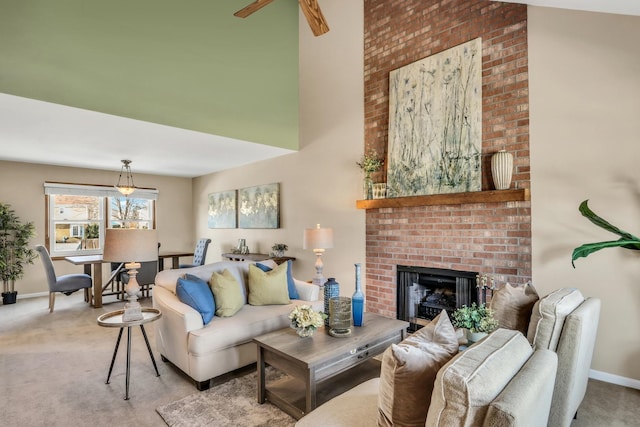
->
[97,307,162,400]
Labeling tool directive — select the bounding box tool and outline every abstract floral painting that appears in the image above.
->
[387,38,482,197]
[207,190,237,229]
[238,183,280,229]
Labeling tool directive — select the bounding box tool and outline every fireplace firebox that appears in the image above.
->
[397,265,480,332]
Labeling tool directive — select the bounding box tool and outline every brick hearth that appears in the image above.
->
[362,0,531,319]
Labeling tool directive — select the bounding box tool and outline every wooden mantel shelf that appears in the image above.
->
[356,188,530,209]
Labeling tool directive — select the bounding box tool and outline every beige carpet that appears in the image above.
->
[1,293,639,426]
[157,368,295,427]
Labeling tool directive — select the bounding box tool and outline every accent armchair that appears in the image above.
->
[35,245,92,313]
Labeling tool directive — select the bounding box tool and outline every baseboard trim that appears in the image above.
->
[17,291,48,299]
[590,369,640,390]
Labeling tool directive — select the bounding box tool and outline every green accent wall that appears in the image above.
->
[0,0,299,150]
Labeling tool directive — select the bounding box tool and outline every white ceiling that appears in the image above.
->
[1,1,637,178]
[0,93,293,178]
[496,0,640,16]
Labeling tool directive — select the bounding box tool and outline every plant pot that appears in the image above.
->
[2,291,17,305]
[467,330,488,344]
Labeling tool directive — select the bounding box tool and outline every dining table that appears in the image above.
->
[64,254,106,308]
[65,250,195,307]
[158,251,194,270]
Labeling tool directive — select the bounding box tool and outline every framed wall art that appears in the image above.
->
[238,183,280,229]
[386,37,482,197]
[207,190,237,229]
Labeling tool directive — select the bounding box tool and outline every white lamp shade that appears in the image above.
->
[102,229,158,263]
[303,225,334,250]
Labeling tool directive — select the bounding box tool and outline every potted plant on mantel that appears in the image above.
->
[452,303,499,343]
[0,202,37,305]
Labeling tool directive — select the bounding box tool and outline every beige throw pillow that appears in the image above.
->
[210,269,244,317]
[490,282,539,335]
[377,310,459,427]
[426,329,534,427]
[248,262,290,306]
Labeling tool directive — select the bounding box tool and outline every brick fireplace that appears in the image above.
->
[362,0,532,319]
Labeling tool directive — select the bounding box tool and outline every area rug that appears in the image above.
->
[156,368,296,427]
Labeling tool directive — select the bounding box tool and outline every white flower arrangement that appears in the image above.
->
[288,305,326,337]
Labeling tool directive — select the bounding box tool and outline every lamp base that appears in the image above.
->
[122,301,143,322]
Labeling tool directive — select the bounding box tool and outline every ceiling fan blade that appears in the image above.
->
[298,0,329,36]
[234,0,275,18]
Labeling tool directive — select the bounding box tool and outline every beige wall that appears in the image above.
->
[529,7,640,383]
[0,160,193,295]
[192,0,366,297]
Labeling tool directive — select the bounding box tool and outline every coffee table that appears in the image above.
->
[253,312,409,420]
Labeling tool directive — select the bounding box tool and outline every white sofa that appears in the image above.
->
[153,259,322,390]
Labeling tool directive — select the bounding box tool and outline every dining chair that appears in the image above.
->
[179,238,211,268]
[35,245,92,313]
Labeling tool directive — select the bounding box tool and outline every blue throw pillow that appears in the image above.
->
[176,274,216,324]
[256,260,299,299]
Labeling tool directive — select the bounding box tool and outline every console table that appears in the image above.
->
[222,253,296,265]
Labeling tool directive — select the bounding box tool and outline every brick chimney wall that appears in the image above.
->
[363,0,531,319]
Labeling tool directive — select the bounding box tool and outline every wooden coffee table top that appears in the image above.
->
[254,312,408,365]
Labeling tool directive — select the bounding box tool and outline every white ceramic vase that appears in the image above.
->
[491,150,514,190]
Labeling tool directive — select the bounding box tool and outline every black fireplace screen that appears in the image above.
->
[397,265,480,332]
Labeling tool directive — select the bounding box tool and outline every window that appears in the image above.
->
[109,197,154,229]
[45,183,158,258]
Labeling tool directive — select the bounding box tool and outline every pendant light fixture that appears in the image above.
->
[116,159,136,196]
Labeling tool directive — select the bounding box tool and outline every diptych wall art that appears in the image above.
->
[207,190,237,229]
[387,38,482,197]
[238,183,280,229]
[207,183,281,229]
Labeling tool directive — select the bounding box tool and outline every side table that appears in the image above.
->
[97,307,162,400]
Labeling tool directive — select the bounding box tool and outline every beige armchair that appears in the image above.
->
[526,289,601,427]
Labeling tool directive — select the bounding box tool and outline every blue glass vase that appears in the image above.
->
[323,278,339,326]
[352,264,364,327]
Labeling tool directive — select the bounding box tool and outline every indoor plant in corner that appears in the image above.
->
[452,303,499,343]
[571,199,640,267]
[0,202,37,305]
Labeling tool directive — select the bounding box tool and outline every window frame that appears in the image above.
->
[44,182,158,259]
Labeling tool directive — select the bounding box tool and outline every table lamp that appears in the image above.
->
[303,224,334,287]
[103,229,158,321]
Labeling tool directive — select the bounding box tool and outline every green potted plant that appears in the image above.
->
[571,199,640,267]
[452,303,499,343]
[356,150,384,200]
[271,243,288,258]
[0,202,37,304]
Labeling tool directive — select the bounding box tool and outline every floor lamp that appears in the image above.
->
[303,224,334,287]
[103,229,158,321]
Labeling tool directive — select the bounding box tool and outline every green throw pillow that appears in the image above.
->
[248,262,291,305]
[210,269,244,317]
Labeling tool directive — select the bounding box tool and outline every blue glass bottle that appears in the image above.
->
[352,263,364,326]
[323,278,339,326]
